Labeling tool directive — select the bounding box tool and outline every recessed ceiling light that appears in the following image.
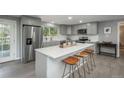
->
[79,20,82,23]
[68,17,72,20]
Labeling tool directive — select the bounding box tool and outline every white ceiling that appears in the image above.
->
[36,15,124,25]
[12,15,124,25]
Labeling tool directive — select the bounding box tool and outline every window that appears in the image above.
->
[0,19,17,63]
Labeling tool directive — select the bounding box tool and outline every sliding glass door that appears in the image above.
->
[0,19,16,63]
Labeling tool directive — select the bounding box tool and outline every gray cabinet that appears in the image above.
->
[71,24,87,35]
[60,25,72,35]
[60,23,97,35]
[75,23,97,35]
[71,25,78,35]
[76,24,87,29]
[87,23,97,35]
[81,24,87,29]
[67,26,72,35]
[60,25,67,35]
[77,24,82,29]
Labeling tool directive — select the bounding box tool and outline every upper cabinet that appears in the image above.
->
[71,25,78,35]
[60,25,67,35]
[60,25,72,35]
[82,24,87,29]
[66,26,72,35]
[72,23,97,35]
[87,23,97,35]
[71,24,87,35]
[59,22,98,35]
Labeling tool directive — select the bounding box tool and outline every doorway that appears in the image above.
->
[119,25,124,56]
[0,19,17,63]
[118,22,124,57]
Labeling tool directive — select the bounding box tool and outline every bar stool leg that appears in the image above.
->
[78,59,84,78]
[91,53,96,67]
[90,54,94,71]
[69,65,72,78]
[72,65,75,78]
[62,64,67,78]
[75,64,81,78]
[82,58,86,78]
[86,57,90,74]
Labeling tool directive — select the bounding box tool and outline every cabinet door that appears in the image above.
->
[82,24,87,29]
[77,24,87,29]
[71,24,87,35]
[77,24,82,29]
[67,26,72,35]
[60,25,67,35]
[71,25,78,35]
[87,23,97,35]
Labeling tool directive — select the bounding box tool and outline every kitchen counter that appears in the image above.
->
[35,43,94,59]
[35,43,95,78]
[76,41,99,53]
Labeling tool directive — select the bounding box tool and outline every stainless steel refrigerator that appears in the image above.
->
[22,25,43,63]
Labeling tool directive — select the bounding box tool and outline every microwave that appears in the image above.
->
[78,29,87,34]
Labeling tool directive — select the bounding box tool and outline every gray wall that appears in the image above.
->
[98,20,119,57]
[0,15,21,58]
[98,21,118,44]
[21,15,42,26]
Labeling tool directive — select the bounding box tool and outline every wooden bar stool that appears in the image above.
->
[84,48,96,70]
[75,51,91,78]
[62,56,81,78]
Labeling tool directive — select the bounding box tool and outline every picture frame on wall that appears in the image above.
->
[104,27,111,34]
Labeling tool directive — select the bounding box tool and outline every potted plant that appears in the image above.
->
[42,26,50,41]
[50,27,57,41]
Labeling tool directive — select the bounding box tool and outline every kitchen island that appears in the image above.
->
[35,43,94,78]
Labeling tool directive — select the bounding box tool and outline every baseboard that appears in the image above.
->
[0,57,21,63]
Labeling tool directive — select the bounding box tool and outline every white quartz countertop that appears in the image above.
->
[35,43,94,59]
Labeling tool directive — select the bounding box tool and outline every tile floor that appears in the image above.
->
[0,50,124,78]
[0,61,35,78]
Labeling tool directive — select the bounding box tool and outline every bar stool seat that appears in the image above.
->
[63,56,79,65]
[75,51,91,77]
[84,48,94,53]
[62,56,81,78]
[84,48,96,68]
[75,51,89,58]
[80,52,89,57]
